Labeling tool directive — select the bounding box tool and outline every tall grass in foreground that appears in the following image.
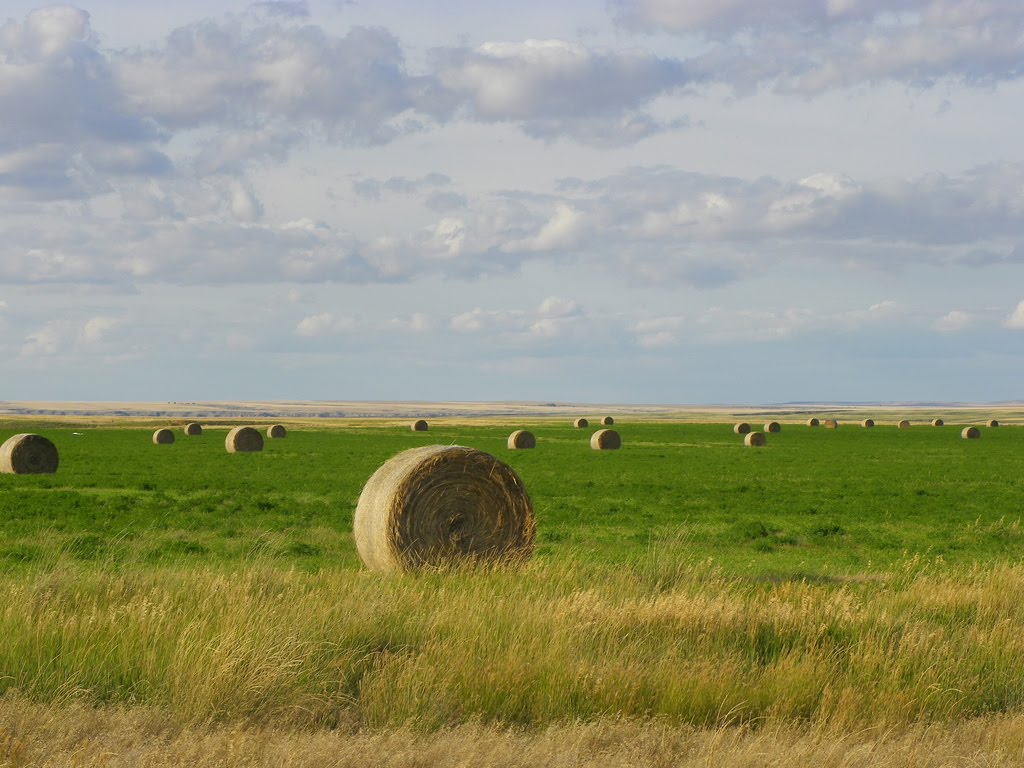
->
[3,555,1024,731]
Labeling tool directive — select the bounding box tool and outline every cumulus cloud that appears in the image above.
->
[1005,301,1024,329]
[932,310,973,332]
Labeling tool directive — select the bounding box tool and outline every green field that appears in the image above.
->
[1,419,1024,764]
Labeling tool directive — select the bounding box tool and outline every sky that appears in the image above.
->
[2,0,1024,404]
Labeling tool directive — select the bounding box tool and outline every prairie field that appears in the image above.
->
[1,417,1023,766]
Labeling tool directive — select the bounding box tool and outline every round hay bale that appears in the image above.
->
[590,429,621,450]
[601,416,614,426]
[225,426,264,453]
[897,420,911,429]
[987,419,1000,428]
[733,422,751,435]
[931,418,944,427]
[764,421,781,433]
[267,424,287,439]
[507,430,536,450]
[411,419,429,432]
[824,419,839,429]
[962,426,981,440]
[353,445,535,572]
[861,419,875,428]
[0,434,58,475]
[807,418,820,427]
[152,428,175,445]
[184,422,202,436]
[744,432,767,447]
[573,418,589,429]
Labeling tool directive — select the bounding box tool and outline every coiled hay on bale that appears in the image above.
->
[744,432,767,447]
[507,430,536,450]
[0,434,58,475]
[601,416,614,426]
[184,423,202,436]
[962,426,981,440]
[590,429,621,451]
[807,418,820,427]
[152,428,174,445]
[824,419,839,429]
[574,418,589,429]
[733,422,751,435]
[988,419,1000,428]
[862,419,875,428]
[267,424,287,439]
[225,426,264,453]
[353,445,535,572]
[897,420,911,429]
[932,419,944,427]
[764,421,781,433]
[411,419,429,432]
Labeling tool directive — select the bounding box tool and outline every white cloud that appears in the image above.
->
[1005,301,1024,329]
[932,310,973,332]
[295,312,358,336]
[20,323,62,357]
[80,316,120,344]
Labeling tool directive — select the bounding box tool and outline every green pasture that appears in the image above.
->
[1,420,1020,577]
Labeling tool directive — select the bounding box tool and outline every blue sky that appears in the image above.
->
[1,0,1023,403]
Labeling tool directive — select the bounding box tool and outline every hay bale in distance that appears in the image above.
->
[733,422,751,435]
[764,421,781,433]
[932,419,944,427]
[225,426,264,453]
[353,445,535,572]
[411,419,429,432]
[862,419,875,428]
[962,426,981,440]
[152,428,175,445]
[267,424,287,439]
[507,430,536,450]
[591,429,621,450]
[897,420,911,429]
[601,416,615,426]
[987,419,1000,428]
[807,418,820,427]
[824,419,839,429]
[184,422,202,436]
[744,432,767,447]
[574,418,589,429]
[0,434,58,475]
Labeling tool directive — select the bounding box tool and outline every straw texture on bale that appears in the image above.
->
[0,434,58,475]
[507,430,536,450]
[225,426,264,453]
[897,420,911,429]
[744,432,767,447]
[184,422,202,436]
[411,419,429,432]
[601,416,615,426]
[962,426,981,440]
[862,419,875,428]
[824,419,839,429]
[574,418,589,429]
[267,424,287,439]
[152,428,174,445]
[590,429,621,451]
[764,421,781,433]
[932,419,944,427]
[807,418,820,427]
[353,445,535,572]
[733,422,751,435]
[987,419,1000,428]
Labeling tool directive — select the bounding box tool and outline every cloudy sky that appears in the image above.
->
[2,0,1023,404]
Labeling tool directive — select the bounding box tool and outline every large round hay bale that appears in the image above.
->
[824,419,839,429]
[807,418,820,427]
[225,426,264,453]
[962,426,981,440]
[601,416,614,426]
[184,422,202,436]
[897,420,911,429]
[861,419,874,428]
[764,421,781,433]
[507,430,536,450]
[0,434,58,475]
[591,429,621,450]
[733,422,751,435]
[152,428,175,445]
[744,432,767,447]
[267,424,287,439]
[353,445,535,572]
[411,419,429,432]
[987,419,1000,428]
[574,418,589,429]
[931,419,944,427]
